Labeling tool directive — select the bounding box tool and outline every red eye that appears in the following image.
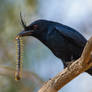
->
[34,25,38,30]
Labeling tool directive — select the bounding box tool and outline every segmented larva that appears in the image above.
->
[15,36,23,80]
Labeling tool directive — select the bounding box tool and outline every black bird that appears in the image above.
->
[18,17,92,75]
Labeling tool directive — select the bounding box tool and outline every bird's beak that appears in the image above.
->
[17,30,33,37]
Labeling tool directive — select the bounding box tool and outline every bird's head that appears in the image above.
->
[17,14,49,38]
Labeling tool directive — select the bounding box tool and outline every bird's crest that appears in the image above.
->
[20,12,26,29]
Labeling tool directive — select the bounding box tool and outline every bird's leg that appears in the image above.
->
[65,56,74,70]
[63,62,67,68]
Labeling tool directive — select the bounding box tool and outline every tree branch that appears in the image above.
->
[38,37,92,92]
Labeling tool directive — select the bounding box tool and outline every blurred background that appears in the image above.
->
[0,0,92,92]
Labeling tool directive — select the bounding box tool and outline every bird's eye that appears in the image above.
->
[33,25,38,30]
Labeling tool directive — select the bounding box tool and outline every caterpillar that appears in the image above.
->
[15,36,23,80]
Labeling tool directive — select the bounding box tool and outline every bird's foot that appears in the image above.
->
[64,61,74,70]
[66,61,74,66]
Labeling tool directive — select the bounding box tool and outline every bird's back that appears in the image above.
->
[46,22,87,62]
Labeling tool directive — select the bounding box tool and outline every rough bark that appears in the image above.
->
[38,37,92,92]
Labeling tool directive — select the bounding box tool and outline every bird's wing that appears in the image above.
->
[55,25,87,48]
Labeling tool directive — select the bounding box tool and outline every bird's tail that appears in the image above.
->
[86,68,92,75]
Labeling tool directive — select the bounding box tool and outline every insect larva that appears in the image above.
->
[15,36,23,80]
